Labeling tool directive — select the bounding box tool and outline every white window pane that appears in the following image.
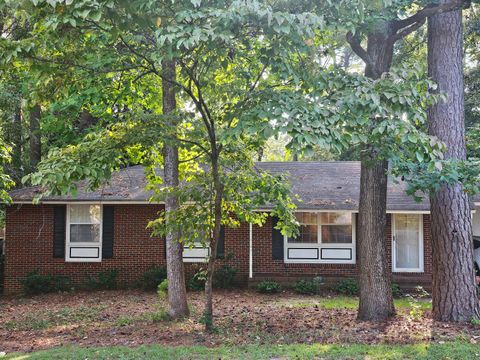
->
[70,205,101,224]
[395,215,420,269]
[70,224,101,243]
[322,225,352,243]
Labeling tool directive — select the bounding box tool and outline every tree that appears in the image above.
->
[29,104,41,170]
[340,0,469,321]
[427,0,480,321]
[19,0,317,331]
[162,59,189,319]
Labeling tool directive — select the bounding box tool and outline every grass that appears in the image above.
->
[4,305,106,331]
[3,341,479,360]
[285,296,432,311]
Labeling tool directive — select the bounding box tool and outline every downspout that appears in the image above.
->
[249,222,253,279]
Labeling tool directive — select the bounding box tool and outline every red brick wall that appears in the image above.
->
[3,205,432,294]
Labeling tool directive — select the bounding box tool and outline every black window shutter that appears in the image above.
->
[216,226,225,259]
[53,205,66,258]
[102,206,114,259]
[272,216,284,260]
[163,237,167,259]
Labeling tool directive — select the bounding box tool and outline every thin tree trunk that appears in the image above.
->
[204,151,224,331]
[29,104,41,170]
[428,3,480,322]
[10,105,23,185]
[356,24,396,321]
[162,59,189,319]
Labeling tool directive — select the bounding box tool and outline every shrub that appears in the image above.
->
[334,278,359,296]
[293,277,324,295]
[140,266,167,290]
[84,269,118,290]
[157,279,168,300]
[256,280,282,294]
[391,283,402,298]
[21,271,72,295]
[188,268,207,291]
[213,265,237,289]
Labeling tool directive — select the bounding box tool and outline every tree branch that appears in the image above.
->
[393,0,468,32]
[390,17,426,43]
[345,31,374,70]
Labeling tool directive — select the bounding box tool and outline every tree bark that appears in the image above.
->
[29,104,41,170]
[203,150,224,332]
[162,59,189,319]
[428,3,480,322]
[10,105,23,185]
[356,23,396,321]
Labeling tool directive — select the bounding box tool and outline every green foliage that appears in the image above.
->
[83,269,118,290]
[21,271,72,295]
[213,265,237,289]
[188,268,207,291]
[293,277,324,295]
[391,283,402,298]
[140,266,167,291]
[157,279,168,300]
[333,278,359,296]
[406,295,424,321]
[256,280,282,294]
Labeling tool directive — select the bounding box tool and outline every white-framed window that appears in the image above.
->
[285,212,356,264]
[66,204,102,262]
[183,238,210,263]
[392,213,424,273]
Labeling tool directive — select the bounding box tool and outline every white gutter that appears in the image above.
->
[249,222,253,279]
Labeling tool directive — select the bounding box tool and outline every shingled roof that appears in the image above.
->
[9,162,431,211]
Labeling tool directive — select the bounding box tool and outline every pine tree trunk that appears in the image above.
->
[428,3,480,322]
[357,23,396,321]
[162,59,189,319]
[29,104,41,170]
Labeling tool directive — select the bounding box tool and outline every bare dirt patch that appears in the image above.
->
[1,290,479,353]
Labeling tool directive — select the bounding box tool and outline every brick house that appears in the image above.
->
[4,162,480,294]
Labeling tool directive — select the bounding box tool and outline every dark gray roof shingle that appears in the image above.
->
[9,162,430,211]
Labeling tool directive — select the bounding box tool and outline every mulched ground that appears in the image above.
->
[0,290,479,353]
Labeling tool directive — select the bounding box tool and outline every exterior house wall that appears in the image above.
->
[4,205,432,294]
[251,214,432,286]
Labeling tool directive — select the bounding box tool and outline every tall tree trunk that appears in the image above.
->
[10,105,23,185]
[203,150,224,332]
[357,24,396,321]
[162,59,189,319]
[29,104,41,170]
[428,3,480,322]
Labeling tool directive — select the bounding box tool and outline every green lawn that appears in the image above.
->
[285,296,432,311]
[3,342,479,360]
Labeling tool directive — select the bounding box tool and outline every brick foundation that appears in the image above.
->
[3,205,432,294]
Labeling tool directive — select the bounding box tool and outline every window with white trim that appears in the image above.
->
[392,214,423,272]
[66,204,102,262]
[285,212,355,264]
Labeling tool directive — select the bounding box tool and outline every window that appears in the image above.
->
[320,212,352,244]
[392,214,423,272]
[284,212,356,264]
[288,213,318,243]
[183,234,210,263]
[66,204,102,262]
